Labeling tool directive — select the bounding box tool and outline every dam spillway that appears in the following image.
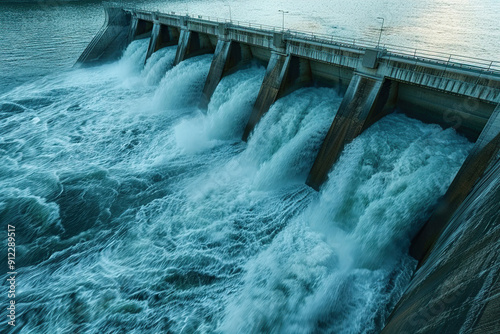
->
[74,6,500,333]
[78,6,500,178]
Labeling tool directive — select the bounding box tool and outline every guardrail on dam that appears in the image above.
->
[77,6,500,333]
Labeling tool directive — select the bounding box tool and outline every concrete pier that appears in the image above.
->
[306,74,395,190]
[173,30,214,66]
[145,23,161,62]
[242,52,290,141]
[78,7,500,332]
[173,30,191,66]
[199,40,232,109]
[77,7,133,65]
[145,23,179,63]
[242,54,313,141]
[382,156,500,334]
[410,103,500,264]
[199,40,252,109]
[127,16,139,44]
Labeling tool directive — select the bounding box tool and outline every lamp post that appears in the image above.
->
[377,17,384,48]
[278,10,289,31]
[225,5,232,23]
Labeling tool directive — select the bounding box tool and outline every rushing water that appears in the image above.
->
[0,1,491,333]
[0,36,474,333]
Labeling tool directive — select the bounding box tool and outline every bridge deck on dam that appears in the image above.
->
[77,5,500,333]
[78,8,500,133]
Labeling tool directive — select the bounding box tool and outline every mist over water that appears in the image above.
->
[0,37,473,334]
[175,63,266,153]
[221,115,471,334]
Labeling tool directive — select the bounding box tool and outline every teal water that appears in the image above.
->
[1,0,499,93]
[0,1,490,333]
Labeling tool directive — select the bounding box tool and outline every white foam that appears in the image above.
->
[174,64,265,154]
[243,87,342,188]
[0,38,476,334]
[152,54,212,111]
[220,114,473,333]
[142,46,177,85]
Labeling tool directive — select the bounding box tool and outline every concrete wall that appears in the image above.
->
[382,157,500,333]
[277,55,313,98]
[306,74,395,190]
[396,83,496,141]
[78,8,500,332]
[287,39,363,70]
[134,19,153,40]
[173,29,216,65]
[410,104,500,264]
[247,45,272,63]
[242,52,289,141]
[76,7,133,65]
[382,59,500,103]
[157,25,180,50]
[309,61,354,94]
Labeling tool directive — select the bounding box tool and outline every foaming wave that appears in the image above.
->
[0,32,477,334]
[114,38,150,78]
[220,114,473,333]
[0,38,201,174]
[142,46,177,85]
[181,86,342,202]
[243,87,342,189]
[174,64,265,154]
[152,54,212,111]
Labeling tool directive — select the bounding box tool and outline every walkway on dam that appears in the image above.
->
[81,6,500,234]
[77,6,500,333]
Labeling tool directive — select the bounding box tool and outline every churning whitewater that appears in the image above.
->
[0,39,473,333]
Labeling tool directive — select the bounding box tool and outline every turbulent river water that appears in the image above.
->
[0,1,495,333]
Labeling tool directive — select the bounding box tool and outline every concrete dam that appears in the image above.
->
[77,6,500,333]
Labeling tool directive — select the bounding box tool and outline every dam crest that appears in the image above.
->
[77,6,500,333]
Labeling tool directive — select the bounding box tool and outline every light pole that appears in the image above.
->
[225,5,232,23]
[377,17,385,48]
[278,10,289,31]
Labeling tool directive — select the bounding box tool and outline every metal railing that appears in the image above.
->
[381,43,500,75]
[115,5,500,76]
[385,64,500,99]
[286,44,362,68]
